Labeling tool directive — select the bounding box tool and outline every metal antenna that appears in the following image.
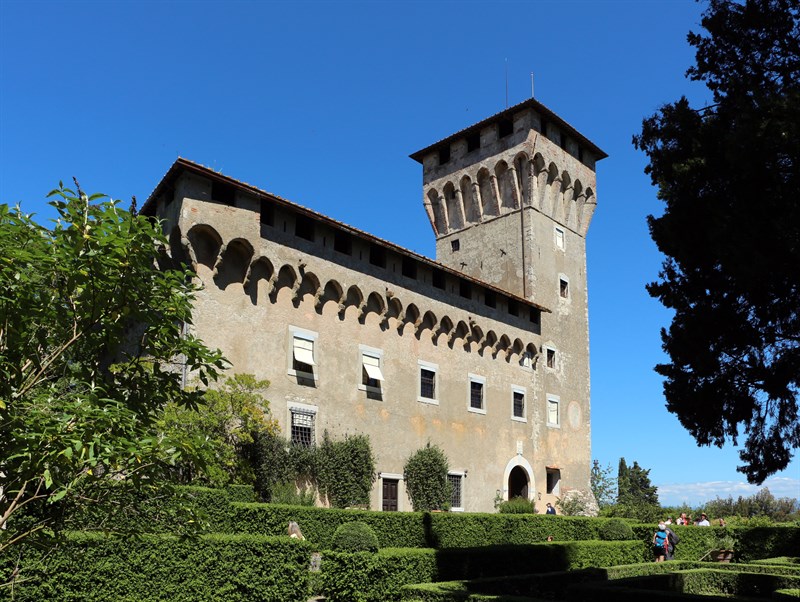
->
[505,58,509,107]
[531,72,535,98]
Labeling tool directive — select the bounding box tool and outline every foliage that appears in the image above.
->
[317,432,376,509]
[0,532,312,602]
[0,184,226,562]
[403,443,451,512]
[225,484,256,503]
[270,482,317,506]
[331,521,380,552]
[703,488,800,522]
[633,0,800,483]
[590,460,617,509]
[497,497,536,514]
[323,542,644,602]
[614,458,660,522]
[600,518,635,541]
[557,489,598,517]
[159,374,278,488]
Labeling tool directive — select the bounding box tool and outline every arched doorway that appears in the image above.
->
[508,465,529,499]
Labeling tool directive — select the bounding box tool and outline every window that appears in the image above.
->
[529,308,540,325]
[448,473,464,511]
[438,146,450,165]
[459,280,471,299]
[432,269,446,290]
[260,203,274,226]
[211,181,235,206]
[547,395,560,427]
[546,467,561,495]
[369,244,386,268]
[554,227,565,250]
[359,346,384,399]
[521,351,533,369]
[546,347,556,369]
[294,214,315,241]
[498,118,513,138]
[484,290,496,308]
[402,257,417,279]
[418,360,438,404]
[290,407,316,447]
[466,132,481,152]
[508,299,519,317]
[512,387,526,421]
[289,327,318,384]
[334,231,352,255]
[468,374,486,414]
[451,239,460,252]
[559,277,570,299]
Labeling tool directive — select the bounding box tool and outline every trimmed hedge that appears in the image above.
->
[331,521,380,552]
[321,541,643,602]
[680,568,800,597]
[1,532,311,602]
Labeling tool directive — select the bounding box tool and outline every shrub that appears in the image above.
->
[271,481,317,506]
[404,443,450,512]
[331,521,380,552]
[498,497,536,514]
[600,518,634,541]
[317,432,376,508]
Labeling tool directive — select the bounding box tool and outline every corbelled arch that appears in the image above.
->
[477,167,497,218]
[579,187,596,235]
[460,175,480,224]
[443,181,464,231]
[361,291,386,324]
[494,160,516,212]
[533,153,548,210]
[214,237,254,290]
[270,264,298,303]
[294,270,321,307]
[316,278,344,314]
[427,188,448,236]
[245,256,275,305]
[513,152,531,206]
[187,224,222,272]
[340,284,364,320]
[417,310,438,339]
[451,319,470,349]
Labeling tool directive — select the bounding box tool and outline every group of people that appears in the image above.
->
[652,512,718,562]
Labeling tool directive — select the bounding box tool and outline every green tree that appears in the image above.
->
[633,0,800,483]
[316,432,376,509]
[159,373,279,487]
[590,460,617,508]
[403,443,451,512]
[615,458,660,520]
[0,183,226,560]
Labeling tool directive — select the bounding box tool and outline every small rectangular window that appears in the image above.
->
[293,337,316,374]
[334,231,352,255]
[432,269,446,290]
[402,257,417,279]
[369,244,386,268]
[508,299,519,317]
[438,146,450,165]
[498,118,513,138]
[291,409,315,447]
[546,468,560,495]
[295,214,315,241]
[260,203,274,226]
[512,390,525,420]
[211,181,235,206]
[420,369,436,400]
[361,350,384,400]
[448,473,464,511]
[547,396,560,427]
[459,280,471,299]
[554,227,565,250]
[451,239,460,252]
[484,290,496,308]
[560,278,569,299]
[546,348,556,369]
[466,132,481,152]
[529,308,540,324]
[468,374,486,414]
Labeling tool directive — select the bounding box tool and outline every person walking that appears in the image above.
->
[653,523,669,562]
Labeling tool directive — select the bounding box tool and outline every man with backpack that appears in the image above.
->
[666,524,680,560]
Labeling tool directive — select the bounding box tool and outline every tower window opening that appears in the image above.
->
[498,119,513,138]
[484,290,496,308]
[211,181,236,206]
[334,231,352,255]
[466,132,481,152]
[438,146,450,165]
[459,280,471,299]
[295,214,315,241]
[451,239,460,252]
[402,257,417,279]
[508,299,519,317]
[260,203,274,226]
[369,244,386,268]
[432,269,446,290]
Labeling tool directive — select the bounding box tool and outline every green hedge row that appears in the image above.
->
[629,524,800,563]
[320,541,643,602]
[680,568,800,597]
[0,532,310,602]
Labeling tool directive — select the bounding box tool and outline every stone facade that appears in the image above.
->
[143,97,606,513]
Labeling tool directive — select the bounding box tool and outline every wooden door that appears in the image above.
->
[382,478,398,511]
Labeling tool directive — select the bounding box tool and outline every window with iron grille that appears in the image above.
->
[448,473,463,510]
[291,409,315,447]
[513,390,525,419]
[470,380,484,410]
[420,368,436,400]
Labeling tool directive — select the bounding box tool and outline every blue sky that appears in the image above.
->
[1,0,797,508]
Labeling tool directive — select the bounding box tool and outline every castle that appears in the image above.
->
[142,97,606,512]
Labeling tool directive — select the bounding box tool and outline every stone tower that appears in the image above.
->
[411,98,607,499]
